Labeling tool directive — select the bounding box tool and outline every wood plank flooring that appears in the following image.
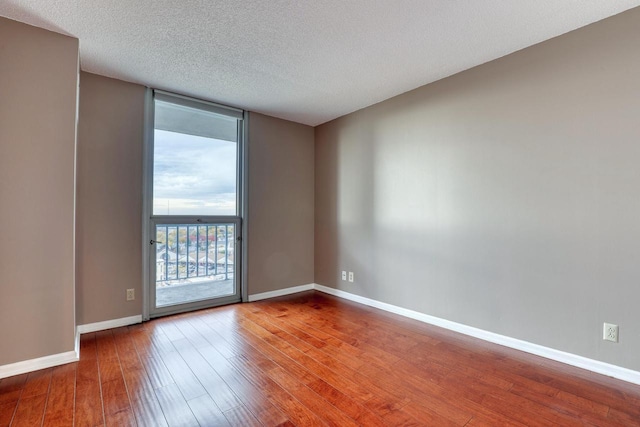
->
[1,290,640,426]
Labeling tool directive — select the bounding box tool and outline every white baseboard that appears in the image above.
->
[0,347,79,380]
[6,286,637,385]
[311,283,640,386]
[248,283,314,302]
[0,315,143,379]
[77,315,143,334]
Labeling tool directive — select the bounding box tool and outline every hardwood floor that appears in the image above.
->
[1,291,640,426]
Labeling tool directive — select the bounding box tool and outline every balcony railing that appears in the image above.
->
[155,223,235,286]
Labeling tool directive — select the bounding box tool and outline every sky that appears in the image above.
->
[153,130,237,216]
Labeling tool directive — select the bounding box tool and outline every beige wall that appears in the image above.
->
[248,113,314,295]
[315,8,640,371]
[77,85,314,319]
[76,95,315,317]
[76,72,145,325]
[0,18,79,365]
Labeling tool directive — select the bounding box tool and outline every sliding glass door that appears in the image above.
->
[147,91,243,317]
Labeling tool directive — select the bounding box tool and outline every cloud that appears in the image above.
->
[153,130,237,215]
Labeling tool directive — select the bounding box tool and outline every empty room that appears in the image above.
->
[1,1,640,425]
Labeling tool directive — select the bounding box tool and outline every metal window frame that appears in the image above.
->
[142,89,248,320]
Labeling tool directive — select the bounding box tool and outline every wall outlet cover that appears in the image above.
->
[603,322,619,343]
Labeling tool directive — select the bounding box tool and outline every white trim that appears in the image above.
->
[0,327,81,379]
[75,328,81,357]
[77,315,143,334]
[312,284,640,386]
[0,349,79,380]
[248,284,314,302]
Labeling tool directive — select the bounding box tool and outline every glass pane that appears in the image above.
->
[155,223,235,307]
[153,100,238,216]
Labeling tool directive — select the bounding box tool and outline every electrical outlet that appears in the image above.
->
[603,323,618,343]
[348,272,354,282]
[341,271,347,281]
[126,288,135,301]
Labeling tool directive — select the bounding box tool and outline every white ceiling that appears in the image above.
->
[1,1,639,126]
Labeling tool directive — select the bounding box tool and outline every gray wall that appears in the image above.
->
[248,113,315,295]
[0,17,79,364]
[76,91,315,318]
[76,72,145,325]
[315,8,640,371]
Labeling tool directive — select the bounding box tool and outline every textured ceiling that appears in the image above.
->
[1,1,639,126]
